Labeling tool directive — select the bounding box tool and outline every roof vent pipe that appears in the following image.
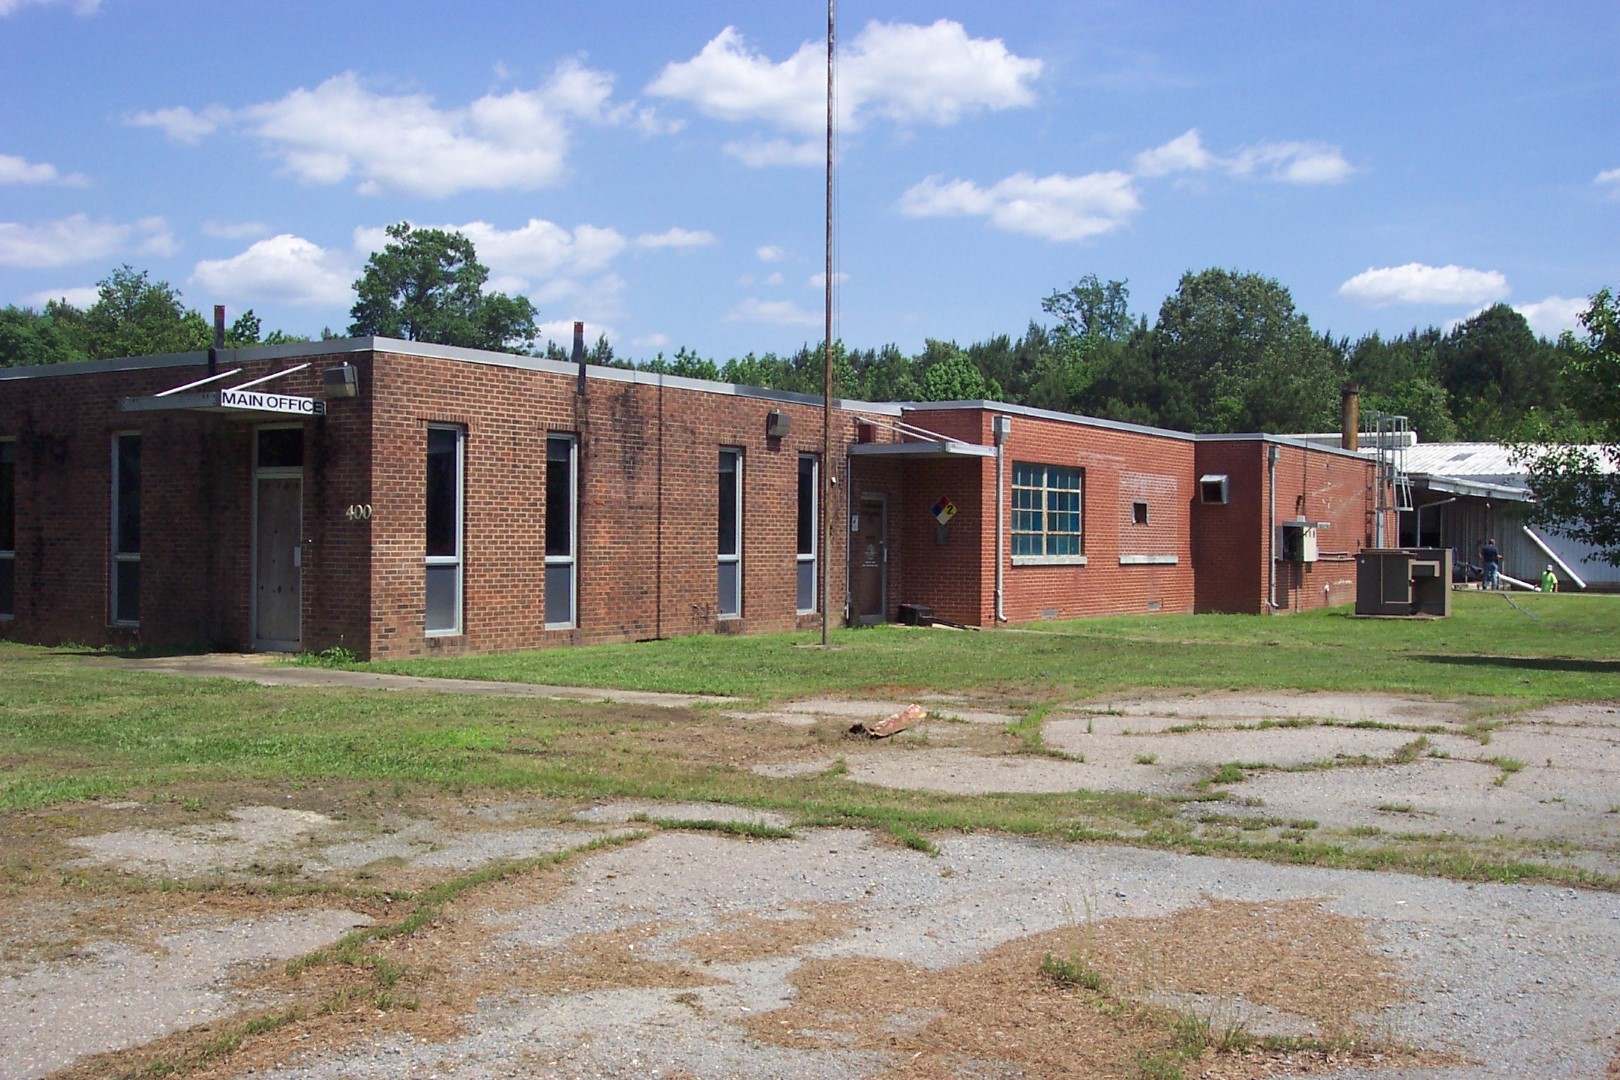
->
[572,320,586,396]
[209,304,225,376]
[1341,384,1360,451]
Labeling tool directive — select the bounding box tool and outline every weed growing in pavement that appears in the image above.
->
[1040,950,1106,991]
[1135,753,1158,765]
[632,815,795,840]
[1486,756,1526,786]
[1005,704,1083,760]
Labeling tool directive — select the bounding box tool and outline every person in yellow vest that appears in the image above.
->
[1541,565,1558,593]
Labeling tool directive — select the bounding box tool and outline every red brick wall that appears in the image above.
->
[0,355,351,651]
[1,351,1397,656]
[1192,441,1267,613]
[1193,439,1388,614]
[363,353,875,658]
[891,408,1198,625]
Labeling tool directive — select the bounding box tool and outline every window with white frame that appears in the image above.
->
[0,438,14,619]
[1012,463,1082,558]
[424,425,464,635]
[544,434,577,629]
[717,448,742,618]
[796,454,818,613]
[111,433,141,625]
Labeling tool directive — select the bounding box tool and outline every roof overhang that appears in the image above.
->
[849,439,996,460]
[1410,473,1532,502]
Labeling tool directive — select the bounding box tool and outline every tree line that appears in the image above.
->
[1,223,1608,446]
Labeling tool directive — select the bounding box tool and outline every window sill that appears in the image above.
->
[1011,555,1087,567]
[1119,554,1179,566]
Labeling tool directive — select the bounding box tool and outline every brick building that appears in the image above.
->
[0,339,1391,658]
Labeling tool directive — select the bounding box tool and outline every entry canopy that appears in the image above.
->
[849,439,994,459]
[120,364,326,418]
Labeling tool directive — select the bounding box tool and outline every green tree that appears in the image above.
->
[52,265,212,361]
[1514,289,1620,564]
[348,222,538,351]
[1042,274,1134,343]
[1346,329,1458,442]
[1150,268,1340,433]
[644,346,720,381]
[918,344,1002,401]
[0,304,88,367]
[1435,304,1561,439]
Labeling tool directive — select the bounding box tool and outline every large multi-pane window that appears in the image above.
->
[796,454,818,614]
[717,448,742,618]
[544,434,577,629]
[0,439,14,619]
[1012,462,1082,558]
[111,434,141,625]
[425,425,464,635]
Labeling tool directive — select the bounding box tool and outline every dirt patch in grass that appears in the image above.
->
[742,898,1437,1078]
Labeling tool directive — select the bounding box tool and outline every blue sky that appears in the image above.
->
[2,0,1616,361]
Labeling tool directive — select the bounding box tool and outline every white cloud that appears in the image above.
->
[190,234,354,307]
[724,297,821,326]
[201,220,271,240]
[1338,263,1510,307]
[808,271,849,288]
[1598,168,1620,199]
[635,227,717,249]
[723,137,822,168]
[898,171,1140,242]
[20,284,98,308]
[840,20,1042,126]
[352,219,628,281]
[1132,130,1214,177]
[648,20,1040,162]
[126,105,231,144]
[0,0,104,16]
[537,318,619,348]
[0,153,89,187]
[764,271,784,286]
[756,245,788,262]
[0,213,173,268]
[132,59,642,197]
[1134,129,1351,184]
[1231,141,1352,184]
[631,331,671,349]
[1515,295,1588,338]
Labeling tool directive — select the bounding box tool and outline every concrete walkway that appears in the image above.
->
[90,652,731,708]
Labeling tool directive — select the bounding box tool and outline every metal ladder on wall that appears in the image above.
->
[1364,410,1413,542]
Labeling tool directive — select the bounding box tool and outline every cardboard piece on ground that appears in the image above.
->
[850,703,927,739]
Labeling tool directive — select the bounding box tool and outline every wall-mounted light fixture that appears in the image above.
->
[323,363,359,399]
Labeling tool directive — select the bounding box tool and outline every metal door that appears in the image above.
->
[254,477,302,650]
[852,496,887,625]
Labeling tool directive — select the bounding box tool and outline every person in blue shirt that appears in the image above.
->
[1479,539,1501,589]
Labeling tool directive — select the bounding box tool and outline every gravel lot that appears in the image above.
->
[4,687,1618,1079]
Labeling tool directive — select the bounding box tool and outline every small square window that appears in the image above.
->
[1131,501,1149,525]
[1199,474,1229,504]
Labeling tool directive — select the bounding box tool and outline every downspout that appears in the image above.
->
[993,414,1010,621]
[843,442,853,624]
[1267,443,1281,610]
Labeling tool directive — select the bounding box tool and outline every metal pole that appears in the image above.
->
[820,0,835,648]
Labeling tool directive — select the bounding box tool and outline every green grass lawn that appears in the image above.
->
[355,591,1619,704]
[2,592,1616,887]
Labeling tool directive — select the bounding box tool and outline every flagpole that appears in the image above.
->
[820,0,835,648]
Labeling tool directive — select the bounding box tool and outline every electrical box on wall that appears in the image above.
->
[1277,522,1320,563]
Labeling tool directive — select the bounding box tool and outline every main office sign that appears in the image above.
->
[219,388,327,416]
